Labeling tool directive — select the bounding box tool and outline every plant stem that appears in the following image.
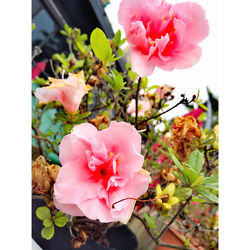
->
[157,196,192,240]
[132,212,195,250]
[32,125,44,156]
[135,77,142,129]
[32,135,59,155]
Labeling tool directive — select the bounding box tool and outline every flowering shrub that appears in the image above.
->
[32,0,218,249]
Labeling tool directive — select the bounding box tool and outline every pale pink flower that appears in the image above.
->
[35,71,91,114]
[118,0,209,76]
[127,99,151,117]
[53,121,151,223]
[154,84,175,100]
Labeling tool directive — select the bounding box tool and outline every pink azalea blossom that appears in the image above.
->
[35,71,91,114]
[118,0,209,76]
[127,99,151,117]
[53,121,151,223]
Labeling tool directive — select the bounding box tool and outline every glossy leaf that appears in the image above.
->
[36,206,51,221]
[187,150,203,174]
[90,28,112,65]
[41,225,55,240]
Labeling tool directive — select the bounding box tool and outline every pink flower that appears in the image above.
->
[183,107,204,127]
[53,121,151,223]
[32,61,46,80]
[118,0,209,76]
[154,84,175,100]
[127,99,151,117]
[35,71,91,114]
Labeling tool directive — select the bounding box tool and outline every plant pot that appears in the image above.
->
[155,227,204,250]
[32,199,138,250]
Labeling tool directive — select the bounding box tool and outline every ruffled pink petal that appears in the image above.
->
[54,160,100,204]
[59,133,91,165]
[126,21,149,54]
[53,198,84,216]
[110,169,151,222]
[72,123,98,143]
[34,87,60,104]
[172,2,209,44]
[129,47,155,77]
[77,198,114,223]
[98,121,144,177]
[160,45,202,70]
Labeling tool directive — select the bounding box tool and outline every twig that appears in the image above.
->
[32,125,44,156]
[157,196,192,240]
[49,59,58,78]
[132,212,195,250]
[139,95,196,125]
[32,195,45,200]
[32,135,59,155]
[135,77,142,129]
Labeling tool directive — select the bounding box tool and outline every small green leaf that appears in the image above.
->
[166,148,184,175]
[198,103,208,111]
[117,48,124,57]
[202,175,218,185]
[196,189,218,203]
[173,171,187,184]
[64,124,73,134]
[43,218,53,227]
[90,28,112,65]
[78,112,91,120]
[54,216,68,227]
[32,23,36,31]
[41,225,55,240]
[191,175,204,187]
[187,150,203,174]
[54,211,64,218]
[144,213,156,229]
[118,38,126,47]
[113,29,121,47]
[36,207,51,221]
[174,188,192,202]
[183,168,198,185]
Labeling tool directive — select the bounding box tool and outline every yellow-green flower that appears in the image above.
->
[155,183,179,216]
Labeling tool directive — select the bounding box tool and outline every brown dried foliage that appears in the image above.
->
[90,114,109,130]
[171,115,202,161]
[32,155,60,195]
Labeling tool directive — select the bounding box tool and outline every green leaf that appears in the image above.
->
[54,216,68,227]
[54,211,64,218]
[32,23,36,31]
[43,218,53,227]
[191,175,204,187]
[202,175,218,185]
[173,171,187,184]
[113,29,121,47]
[41,225,55,240]
[183,168,199,185]
[196,189,218,203]
[198,112,206,122]
[141,77,148,90]
[90,28,112,65]
[187,150,203,174]
[166,148,184,175]
[174,188,192,202]
[78,112,91,120]
[64,124,73,134]
[144,213,156,229]
[36,207,51,221]
[118,38,126,47]
[198,103,208,111]
[117,48,124,57]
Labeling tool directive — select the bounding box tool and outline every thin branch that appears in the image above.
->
[32,135,59,155]
[132,212,195,250]
[157,196,192,240]
[135,77,142,129]
[49,59,58,78]
[140,95,196,125]
[32,125,44,156]
[32,195,45,200]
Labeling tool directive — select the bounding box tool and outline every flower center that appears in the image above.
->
[90,152,120,188]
